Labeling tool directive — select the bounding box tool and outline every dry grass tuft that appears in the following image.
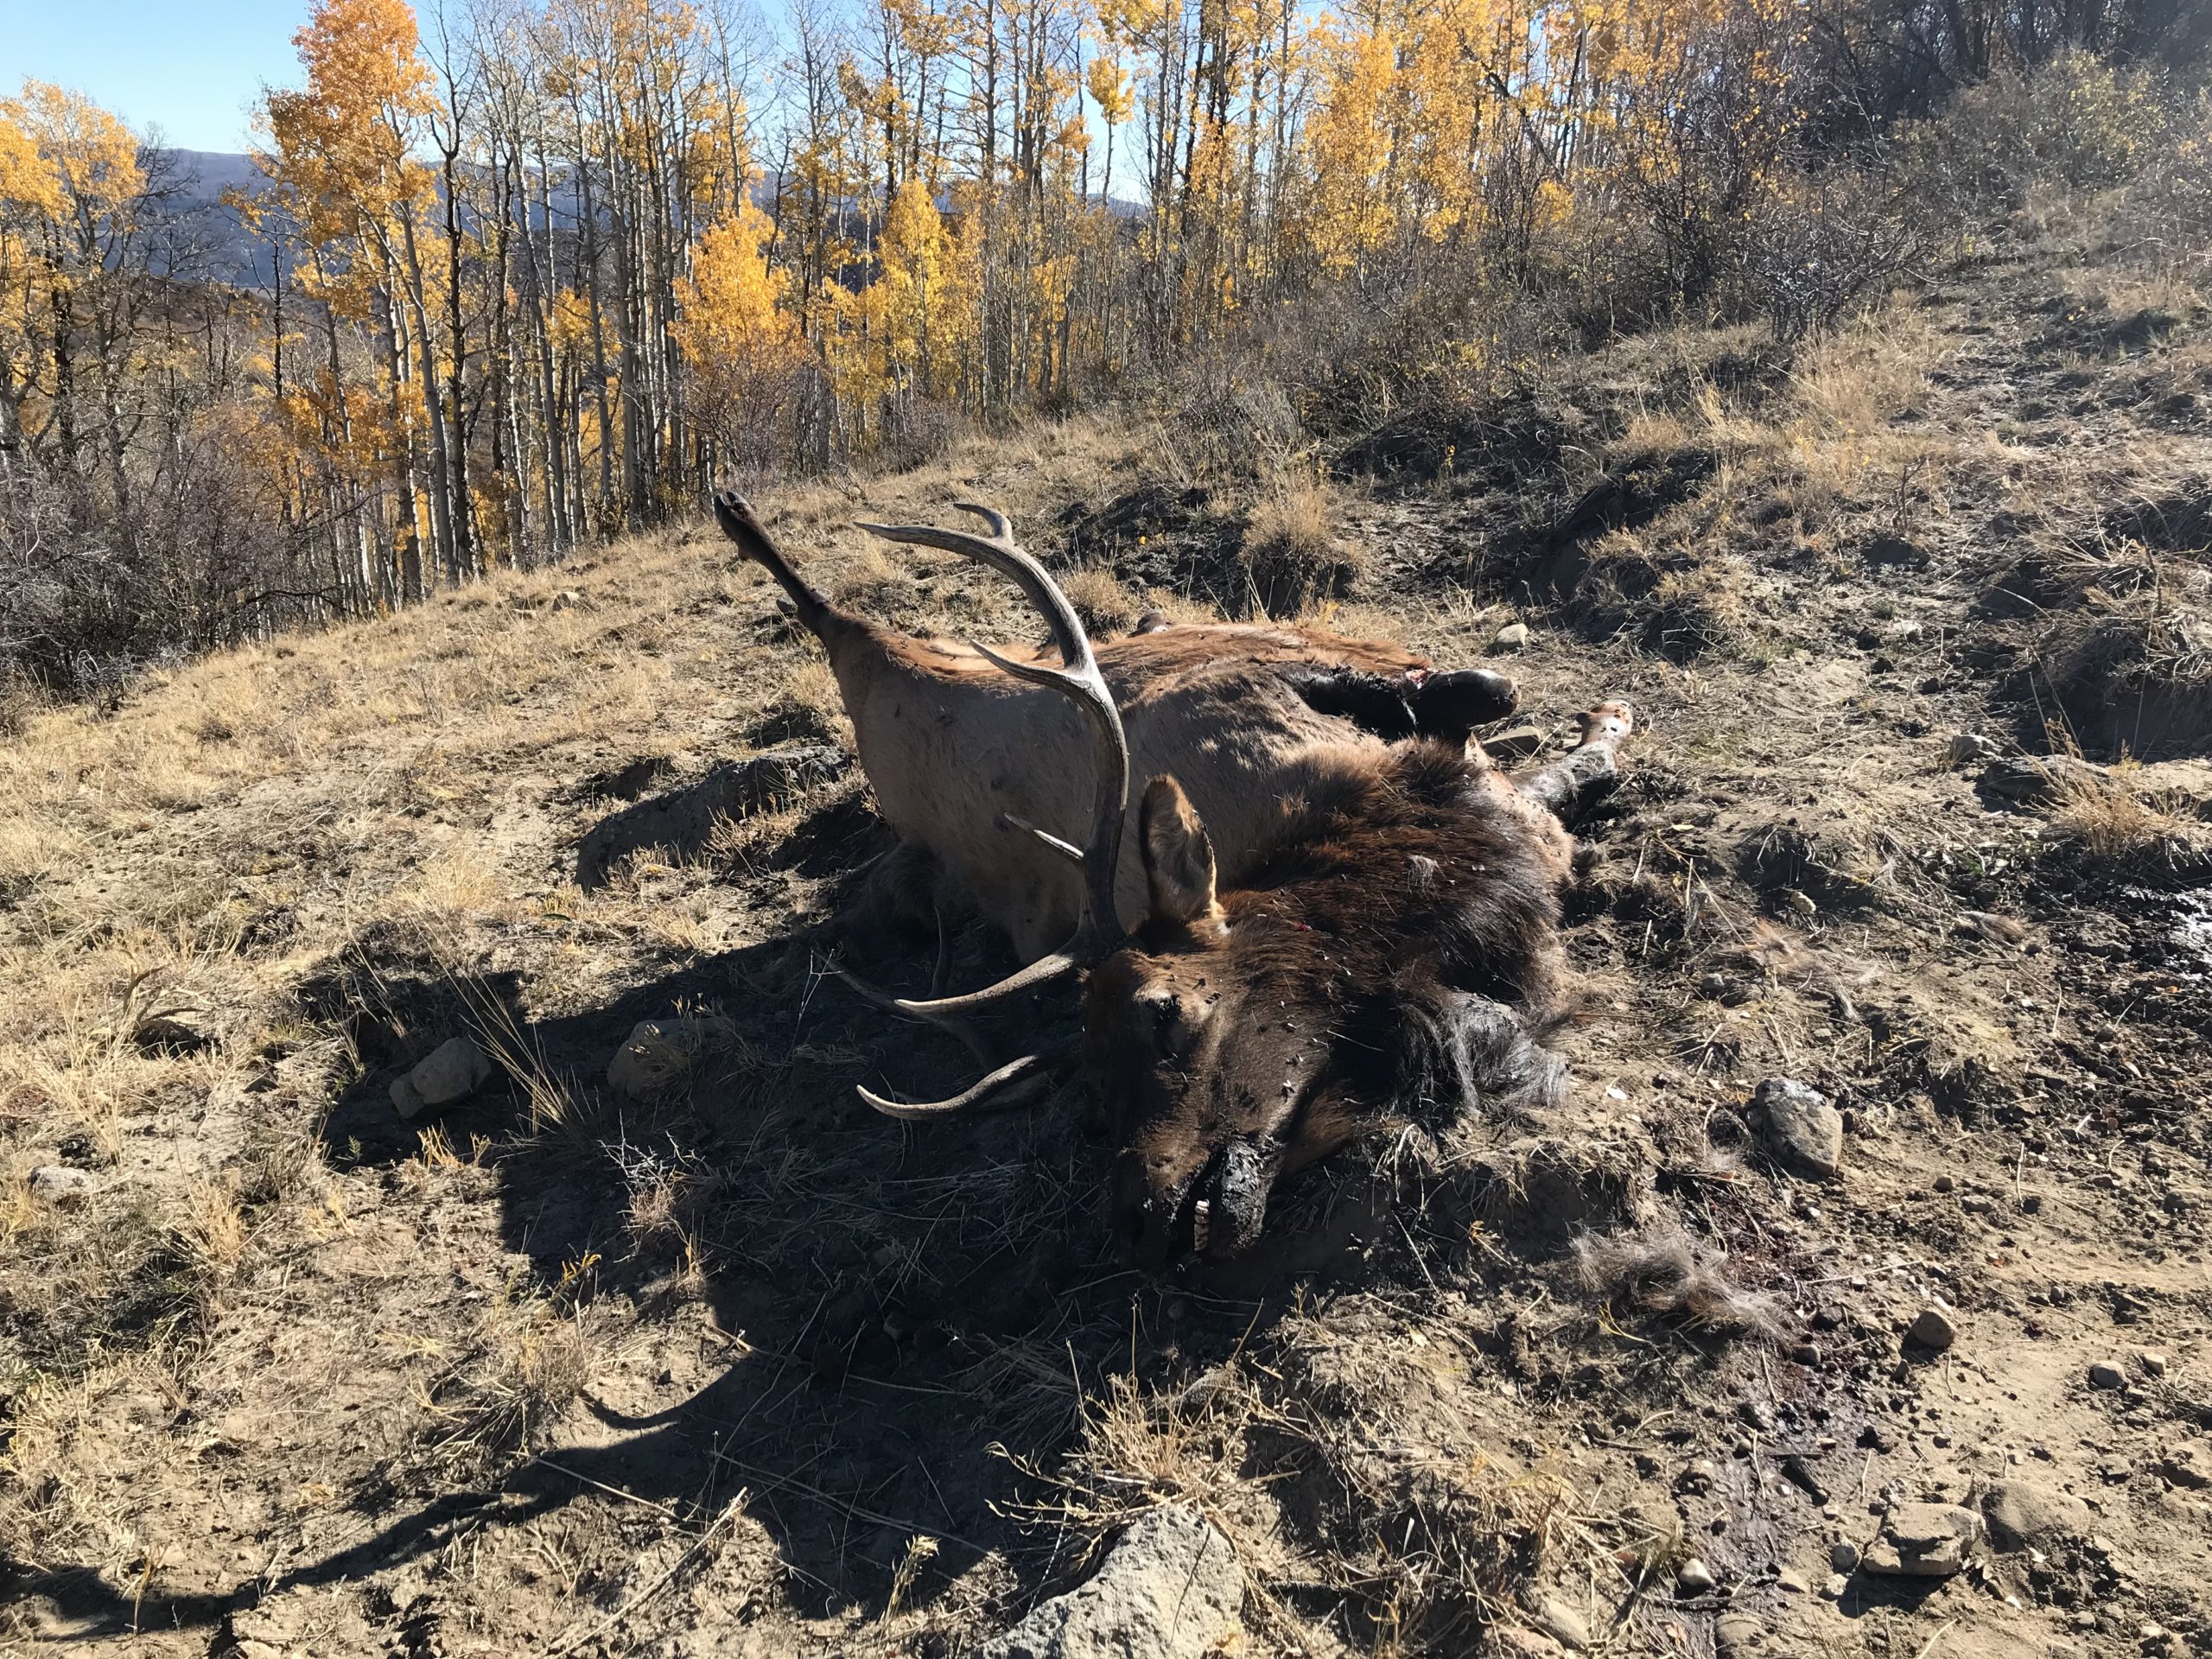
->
[1058,567,1142,636]
[2051,763,2212,861]
[1240,481,1363,617]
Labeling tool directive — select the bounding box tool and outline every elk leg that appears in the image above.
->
[1517,702,1634,823]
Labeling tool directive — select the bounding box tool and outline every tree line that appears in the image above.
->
[0,0,2205,690]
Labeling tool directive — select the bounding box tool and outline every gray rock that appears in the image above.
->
[1905,1306,1958,1353]
[403,1036,494,1115]
[1753,1078,1843,1180]
[1948,733,1995,766]
[1821,1573,1847,1599]
[1829,1541,1859,1573]
[2088,1359,2126,1390]
[2139,1350,2169,1377]
[607,1015,734,1098]
[1979,753,2105,804]
[1494,1632,1567,1659]
[968,1505,1242,1659]
[1980,1479,2092,1552]
[1715,1612,1764,1655]
[1490,621,1530,653]
[1533,1596,1588,1650]
[29,1165,96,1202]
[1776,1566,1811,1594]
[1861,1503,1982,1577]
[1675,1558,1715,1594]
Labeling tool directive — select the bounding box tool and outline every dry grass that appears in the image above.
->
[1240,480,1364,618]
[2051,762,2212,861]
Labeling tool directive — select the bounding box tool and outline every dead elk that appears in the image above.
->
[711,492,1630,1269]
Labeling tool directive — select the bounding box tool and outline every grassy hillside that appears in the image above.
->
[3,194,2211,1658]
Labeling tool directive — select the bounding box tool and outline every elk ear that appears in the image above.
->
[1139,776,1219,927]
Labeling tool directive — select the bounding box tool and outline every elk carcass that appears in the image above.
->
[712,493,1631,1268]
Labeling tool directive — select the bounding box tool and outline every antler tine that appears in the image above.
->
[856,1048,1067,1120]
[854,512,1087,677]
[953,500,1014,541]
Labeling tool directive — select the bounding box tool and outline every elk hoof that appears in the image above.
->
[1132,610,1173,635]
[1579,701,1635,748]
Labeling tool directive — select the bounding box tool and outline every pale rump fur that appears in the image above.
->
[821,617,1428,957]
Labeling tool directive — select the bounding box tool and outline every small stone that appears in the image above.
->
[1980,1480,2091,1553]
[1821,1573,1847,1599]
[1753,1077,1843,1180]
[1933,1173,1955,1192]
[1676,1559,1716,1595]
[1829,1541,1859,1572]
[1489,621,1530,653]
[1714,1612,1764,1654]
[1533,1597,1588,1650]
[402,1036,494,1116]
[2139,1351,2169,1377]
[2088,1359,2126,1390]
[1860,1503,1982,1577]
[1776,1566,1811,1594]
[390,1076,429,1122]
[1494,1631,1567,1659]
[607,1015,734,1097]
[1948,733,1994,766]
[1905,1306,1957,1353]
[29,1165,96,1203]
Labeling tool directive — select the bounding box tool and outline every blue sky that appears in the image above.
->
[0,0,308,152]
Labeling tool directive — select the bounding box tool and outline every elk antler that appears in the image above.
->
[842,503,1132,1115]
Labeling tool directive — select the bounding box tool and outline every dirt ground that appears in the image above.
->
[3,198,2211,1658]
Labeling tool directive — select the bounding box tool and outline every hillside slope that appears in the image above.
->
[3,214,2211,1658]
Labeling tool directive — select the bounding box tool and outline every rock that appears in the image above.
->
[2139,1350,2169,1377]
[1493,1632,1567,1659]
[1752,1077,1843,1180]
[1487,724,1547,760]
[1829,1541,1859,1573]
[1905,1306,1958,1353]
[1980,1479,2092,1552]
[1675,1559,1715,1595]
[389,1077,429,1121]
[1533,1596,1588,1650]
[1979,753,2105,804]
[1489,621,1530,653]
[2088,1359,2126,1390]
[968,1505,1242,1659]
[1948,733,1995,766]
[402,1036,494,1116]
[1861,1503,1982,1577]
[29,1165,96,1203]
[1776,1566,1811,1594]
[1822,1574,1847,1599]
[1714,1612,1764,1655]
[607,1015,736,1098]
